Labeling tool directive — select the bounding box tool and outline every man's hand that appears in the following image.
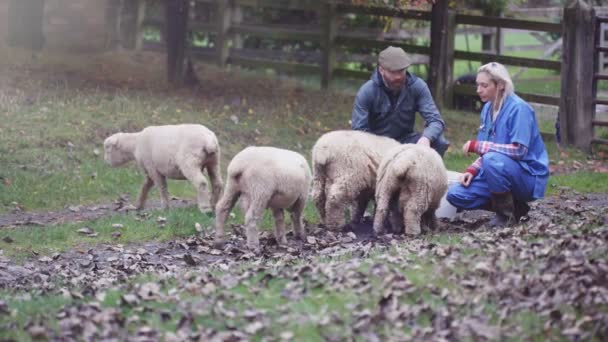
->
[460,172,474,187]
[417,136,431,147]
[462,140,472,155]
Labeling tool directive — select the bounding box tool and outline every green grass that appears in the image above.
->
[0,206,212,259]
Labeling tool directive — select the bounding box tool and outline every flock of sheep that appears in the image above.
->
[103,124,448,252]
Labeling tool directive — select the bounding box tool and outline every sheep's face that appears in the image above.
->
[103,135,131,167]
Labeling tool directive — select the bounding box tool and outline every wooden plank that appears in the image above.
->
[336,4,431,21]
[595,46,608,53]
[429,3,455,109]
[134,0,147,50]
[229,56,320,74]
[142,18,163,28]
[190,47,216,62]
[234,0,321,10]
[591,137,608,145]
[335,36,431,56]
[594,73,608,81]
[320,2,337,89]
[594,99,608,106]
[189,22,217,32]
[456,14,561,33]
[454,50,561,70]
[593,120,608,127]
[333,68,372,80]
[466,14,560,33]
[559,0,595,150]
[517,92,560,106]
[231,24,320,41]
[452,84,559,106]
[216,0,231,67]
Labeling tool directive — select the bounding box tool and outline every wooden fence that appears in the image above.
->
[120,0,598,151]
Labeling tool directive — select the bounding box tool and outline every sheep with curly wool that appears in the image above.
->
[103,124,223,212]
[214,146,311,251]
[373,144,447,236]
[311,130,400,230]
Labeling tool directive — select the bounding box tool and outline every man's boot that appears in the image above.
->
[489,192,516,228]
[514,200,530,221]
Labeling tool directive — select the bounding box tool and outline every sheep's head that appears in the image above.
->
[103,134,132,167]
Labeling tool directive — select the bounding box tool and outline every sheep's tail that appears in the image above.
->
[204,143,218,156]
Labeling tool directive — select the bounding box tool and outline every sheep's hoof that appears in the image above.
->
[373,227,385,236]
[247,245,262,254]
[212,238,226,249]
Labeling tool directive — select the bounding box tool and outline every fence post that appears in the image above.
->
[320,2,337,89]
[134,0,147,51]
[232,2,243,49]
[559,0,595,151]
[216,0,231,67]
[429,2,455,110]
[165,0,189,84]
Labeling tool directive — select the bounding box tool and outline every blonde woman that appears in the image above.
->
[446,62,549,227]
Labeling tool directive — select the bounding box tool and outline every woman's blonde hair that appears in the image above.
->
[477,62,514,96]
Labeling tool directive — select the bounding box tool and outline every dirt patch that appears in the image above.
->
[0,197,196,228]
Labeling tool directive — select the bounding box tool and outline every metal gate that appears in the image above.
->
[593,16,608,146]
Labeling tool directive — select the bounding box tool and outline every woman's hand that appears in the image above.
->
[460,172,474,187]
[462,141,471,155]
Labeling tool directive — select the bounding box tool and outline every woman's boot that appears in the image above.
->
[489,192,516,228]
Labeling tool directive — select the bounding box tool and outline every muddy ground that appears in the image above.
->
[0,191,607,340]
[1,191,606,287]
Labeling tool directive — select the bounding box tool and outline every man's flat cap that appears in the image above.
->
[378,46,411,71]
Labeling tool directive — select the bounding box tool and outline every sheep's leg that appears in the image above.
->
[214,181,240,247]
[205,158,223,209]
[324,181,351,230]
[403,202,422,236]
[182,163,212,213]
[352,194,371,224]
[244,202,266,252]
[290,196,306,240]
[388,199,404,234]
[311,177,326,226]
[373,192,391,235]
[148,172,170,209]
[422,210,438,232]
[135,176,154,210]
[272,208,288,246]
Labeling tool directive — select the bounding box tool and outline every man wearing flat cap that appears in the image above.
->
[352,46,449,155]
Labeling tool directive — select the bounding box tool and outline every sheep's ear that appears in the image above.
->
[104,135,118,148]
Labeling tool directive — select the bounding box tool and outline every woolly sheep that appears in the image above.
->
[103,124,223,213]
[311,130,400,230]
[214,146,311,251]
[373,144,448,236]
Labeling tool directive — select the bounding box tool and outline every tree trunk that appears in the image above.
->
[165,0,189,85]
[7,0,45,51]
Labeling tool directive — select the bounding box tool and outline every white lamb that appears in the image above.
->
[311,130,400,230]
[373,144,448,236]
[214,146,311,251]
[103,124,223,213]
